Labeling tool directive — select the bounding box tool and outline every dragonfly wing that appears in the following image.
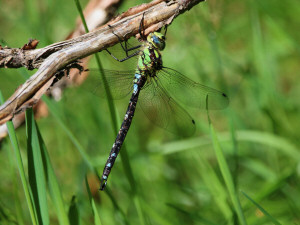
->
[139,80,196,137]
[158,67,229,110]
[87,35,142,99]
[88,69,135,99]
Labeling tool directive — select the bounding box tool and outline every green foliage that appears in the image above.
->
[1,0,300,224]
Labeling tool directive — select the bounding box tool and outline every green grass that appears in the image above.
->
[1,0,300,224]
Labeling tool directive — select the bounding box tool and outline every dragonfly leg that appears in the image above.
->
[107,25,142,62]
[109,25,141,54]
[163,25,168,36]
[106,48,140,62]
[139,12,146,40]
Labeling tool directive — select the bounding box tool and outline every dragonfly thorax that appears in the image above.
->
[137,45,163,77]
[135,32,166,77]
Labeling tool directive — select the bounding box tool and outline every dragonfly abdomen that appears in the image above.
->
[100,73,147,190]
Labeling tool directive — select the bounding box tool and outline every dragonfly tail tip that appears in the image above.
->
[99,179,107,191]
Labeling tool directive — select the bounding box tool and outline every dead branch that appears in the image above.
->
[0,0,205,125]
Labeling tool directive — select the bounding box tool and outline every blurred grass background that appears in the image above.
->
[1,0,300,224]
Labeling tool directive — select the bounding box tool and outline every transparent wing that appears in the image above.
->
[88,69,135,99]
[86,36,142,99]
[158,67,229,110]
[139,79,196,137]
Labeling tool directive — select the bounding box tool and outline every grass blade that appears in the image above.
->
[68,196,80,225]
[133,196,146,225]
[5,125,26,225]
[25,108,49,225]
[104,187,131,225]
[210,124,247,224]
[0,91,38,225]
[142,202,175,225]
[207,103,247,225]
[167,203,219,225]
[42,96,94,169]
[159,130,300,160]
[36,126,70,225]
[85,176,102,225]
[242,191,282,225]
[193,151,233,221]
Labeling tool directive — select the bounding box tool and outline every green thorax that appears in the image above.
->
[136,32,166,77]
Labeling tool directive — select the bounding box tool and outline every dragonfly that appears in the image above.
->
[93,18,229,190]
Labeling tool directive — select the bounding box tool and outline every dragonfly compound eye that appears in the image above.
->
[151,34,165,50]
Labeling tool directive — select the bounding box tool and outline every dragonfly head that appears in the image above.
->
[147,32,166,50]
